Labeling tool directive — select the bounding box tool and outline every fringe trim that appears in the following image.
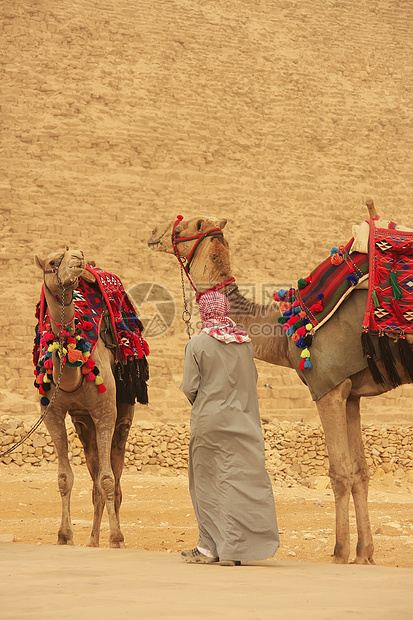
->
[115,358,149,406]
[398,335,413,382]
[378,332,402,388]
[361,331,385,384]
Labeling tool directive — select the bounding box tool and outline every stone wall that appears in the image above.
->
[2,416,412,488]
[1,0,413,423]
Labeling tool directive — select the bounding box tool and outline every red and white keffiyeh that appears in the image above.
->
[198,291,250,344]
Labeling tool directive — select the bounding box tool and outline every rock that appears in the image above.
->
[0,534,15,543]
[314,476,330,490]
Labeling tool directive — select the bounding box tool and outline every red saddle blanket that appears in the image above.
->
[362,221,413,334]
[33,266,149,405]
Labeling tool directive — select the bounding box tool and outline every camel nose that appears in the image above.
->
[67,250,85,270]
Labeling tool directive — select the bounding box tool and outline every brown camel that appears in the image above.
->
[35,248,139,548]
[147,216,412,565]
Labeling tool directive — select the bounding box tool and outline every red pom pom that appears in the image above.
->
[38,385,46,395]
[143,341,150,356]
[97,384,107,393]
[85,372,95,382]
[299,359,306,370]
[44,359,53,370]
[82,321,94,331]
[85,357,95,369]
[67,337,76,344]
[311,302,323,313]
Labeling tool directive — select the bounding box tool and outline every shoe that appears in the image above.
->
[181,547,219,564]
[220,560,241,566]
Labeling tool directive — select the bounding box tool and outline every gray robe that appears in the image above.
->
[180,332,279,562]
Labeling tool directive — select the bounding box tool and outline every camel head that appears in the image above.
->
[147,216,228,257]
[35,248,89,296]
[148,216,231,288]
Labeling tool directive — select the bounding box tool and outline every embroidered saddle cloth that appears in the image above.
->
[33,266,149,405]
[362,221,413,334]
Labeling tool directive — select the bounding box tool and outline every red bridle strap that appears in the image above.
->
[171,215,235,301]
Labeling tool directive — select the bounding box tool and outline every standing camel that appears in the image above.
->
[34,248,148,547]
[147,216,412,564]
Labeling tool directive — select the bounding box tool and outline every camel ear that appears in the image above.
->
[196,218,205,232]
[80,268,96,283]
[34,255,45,271]
[219,218,227,230]
[174,223,183,234]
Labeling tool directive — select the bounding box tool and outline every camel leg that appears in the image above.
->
[346,396,375,565]
[43,410,75,545]
[316,380,353,564]
[71,415,105,547]
[111,401,134,522]
[93,411,124,548]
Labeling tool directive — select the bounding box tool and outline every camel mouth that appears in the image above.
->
[147,240,166,251]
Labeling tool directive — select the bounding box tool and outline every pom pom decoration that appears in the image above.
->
[346,273,359,286]
[97,384,107,393]
[95,375,104,385]
[331,253,344,265]
[40,396,50,407]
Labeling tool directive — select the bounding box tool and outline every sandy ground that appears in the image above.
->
[1,465,413,567]
[1,466,413,619]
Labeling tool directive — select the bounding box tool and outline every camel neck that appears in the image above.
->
[225,287,293,368]
[43,286,76,337]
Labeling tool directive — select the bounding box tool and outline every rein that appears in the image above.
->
[0,282,69,459]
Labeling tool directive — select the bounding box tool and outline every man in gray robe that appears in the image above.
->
[180,291,280,566]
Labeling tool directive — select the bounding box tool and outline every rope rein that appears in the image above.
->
[0,276,68,459]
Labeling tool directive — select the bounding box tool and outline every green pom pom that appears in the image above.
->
[277,317,288,325]
[297,278,309,290]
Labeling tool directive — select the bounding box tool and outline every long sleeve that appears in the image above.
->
[179,342,201,404]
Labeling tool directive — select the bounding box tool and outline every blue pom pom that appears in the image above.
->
[283,309,294,318]
[277,288,286,299]
[286,327,295,337]
[317,293,324,300]
[304,358,312,369]
[36,365,40,372]
[330,246,339,255]
[302,318,309,325]
[346,274,359,286]
[40,396,50,407]
[296,336,305,347]
[47,373,53,381]
[294,306,301,315]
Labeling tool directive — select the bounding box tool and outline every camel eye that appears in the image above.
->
[50,260,55,266]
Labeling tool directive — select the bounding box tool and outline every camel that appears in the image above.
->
[34,248,141,548]
[147,216,413,565]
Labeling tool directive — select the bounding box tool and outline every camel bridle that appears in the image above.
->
[171,215,237,337]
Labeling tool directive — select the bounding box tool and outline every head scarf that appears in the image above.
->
[198,291,250,344]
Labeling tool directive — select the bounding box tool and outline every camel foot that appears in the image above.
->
[351,556,375,565]
[57,535,74,546]
[109,540,125,549]
[332,555,348,565]
[86,539,99,548]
